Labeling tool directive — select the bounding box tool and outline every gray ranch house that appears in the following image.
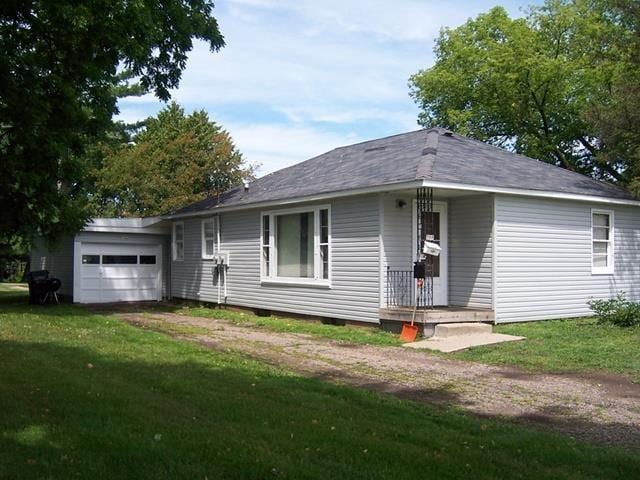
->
[32,128,640,328]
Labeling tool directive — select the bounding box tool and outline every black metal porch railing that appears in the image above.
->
[386,268,432,308]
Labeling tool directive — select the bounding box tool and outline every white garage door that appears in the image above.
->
[78,243,162,303]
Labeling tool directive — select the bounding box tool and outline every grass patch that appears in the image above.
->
[1,287,640,478]
[451,318,640,382]
[171,304,403,347]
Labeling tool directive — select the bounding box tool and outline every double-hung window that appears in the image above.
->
[261,205,331,286]
[173,222,184,261]
[201,217,220,259]
[591,209,614,274]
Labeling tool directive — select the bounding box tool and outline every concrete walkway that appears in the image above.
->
[404,322,525,352]
[114,309,640,451]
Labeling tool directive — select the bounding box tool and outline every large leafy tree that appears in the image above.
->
[95,102,252,217]
[0,0,224,254]
[409,0,639,188]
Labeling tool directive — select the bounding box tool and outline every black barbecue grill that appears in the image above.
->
[26,270,61,305]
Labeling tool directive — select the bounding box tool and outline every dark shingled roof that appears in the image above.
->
[173,127,632,216]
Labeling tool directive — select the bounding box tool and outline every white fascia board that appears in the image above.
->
[163,180,426,219]
[163,179,640,221]
[420,180,640,207]
[83,217,169,234]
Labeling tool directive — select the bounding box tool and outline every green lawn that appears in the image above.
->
[452,318,640,382]
[1,285,639,479]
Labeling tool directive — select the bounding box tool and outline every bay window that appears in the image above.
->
[591,209,614,274]
[261,205,331,285]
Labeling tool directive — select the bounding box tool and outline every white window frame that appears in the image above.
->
[591,208,614,275]
[201,216,220,260]
[172,221,184,262]
[260,205,331,287]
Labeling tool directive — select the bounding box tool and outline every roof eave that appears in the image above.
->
[163,179,640,221]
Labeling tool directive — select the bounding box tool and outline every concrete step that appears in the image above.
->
[434,322,492,338]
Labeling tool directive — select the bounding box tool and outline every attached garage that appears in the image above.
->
[31,217,171,304]
[76,242,163,303]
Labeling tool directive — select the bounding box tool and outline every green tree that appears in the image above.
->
[409,0,638,186]
[0,0,225,255]
[95,102,253,217]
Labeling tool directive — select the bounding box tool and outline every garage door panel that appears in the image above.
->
[78,242,162,303]
[101,278,157,290]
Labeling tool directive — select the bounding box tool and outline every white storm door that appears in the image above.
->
[412,201,448,306]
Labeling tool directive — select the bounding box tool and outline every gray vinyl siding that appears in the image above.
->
[380,194,413,306]
[30,237,74,296]
[494,195,640,323]
[171,195,381,323]
[381,193,494,308]
[448,195,493,308]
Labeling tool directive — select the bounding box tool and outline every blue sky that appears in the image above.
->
[117,0,539,176]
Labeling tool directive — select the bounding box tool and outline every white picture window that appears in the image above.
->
[201,217,220,259]
[591,209,614,274]
[173,222,184,261]
[261,205,331,285]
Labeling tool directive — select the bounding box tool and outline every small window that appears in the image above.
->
[201,217,219,259]
[261,215,271,277]
[103,255,137,265]
[319,208,329,280]
[139,255,156,265]
[82,255,100,265]
[173,222,184,261]
[592,210,614,274]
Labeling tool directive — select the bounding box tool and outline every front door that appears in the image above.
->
[412,201,448,306]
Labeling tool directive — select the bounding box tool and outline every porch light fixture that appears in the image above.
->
[396,199,407,209]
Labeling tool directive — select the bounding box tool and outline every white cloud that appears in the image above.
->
[117,0,535,175]
[225,122,361,175]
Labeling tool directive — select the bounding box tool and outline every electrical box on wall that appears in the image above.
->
[213,252,230,266]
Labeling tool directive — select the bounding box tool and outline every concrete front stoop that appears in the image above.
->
[403,322,524,353]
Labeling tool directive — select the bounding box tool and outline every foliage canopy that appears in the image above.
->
[94,103,252,217]
[409,0,639,192]
[0,0,224,253]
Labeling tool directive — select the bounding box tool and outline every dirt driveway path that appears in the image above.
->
[113,309,640,451]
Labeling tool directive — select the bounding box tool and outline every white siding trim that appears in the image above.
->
[260,204,331,287]
[172,221,184,261]
[201,217,218,260]
[590,208,615,275]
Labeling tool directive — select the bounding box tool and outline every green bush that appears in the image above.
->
[0,258,27,283]
[588,293,640,327]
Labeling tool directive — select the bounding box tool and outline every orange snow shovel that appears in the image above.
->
[400,279,423,342]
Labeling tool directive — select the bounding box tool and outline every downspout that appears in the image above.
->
[217,215,222,305]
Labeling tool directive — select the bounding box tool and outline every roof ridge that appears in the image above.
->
[415,129,439,179]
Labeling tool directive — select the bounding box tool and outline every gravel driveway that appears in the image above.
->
[113,309,640,451]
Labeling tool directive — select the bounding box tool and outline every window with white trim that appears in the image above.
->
[261,205,331,285]
[591,209,614,274]
[173,222,184,261]
[201,217,219,259]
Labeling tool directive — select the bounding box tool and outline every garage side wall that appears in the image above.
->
[30,237,75,296]
[494,195,640,323]
[171,195,381,323]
